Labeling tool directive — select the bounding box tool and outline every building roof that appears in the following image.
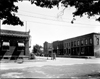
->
[0,29,30,37]
[63,32,100,41]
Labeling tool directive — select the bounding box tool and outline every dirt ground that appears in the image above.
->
[0,57,100,78]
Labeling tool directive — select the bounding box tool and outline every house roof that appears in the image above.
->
[0,29,30,37]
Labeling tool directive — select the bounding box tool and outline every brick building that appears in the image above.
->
[63,33,100,57]
[63,33,93,57]
[43,41,53,56]
[52,41,64,56]
[0,29,30,60]
[44,32,100,58]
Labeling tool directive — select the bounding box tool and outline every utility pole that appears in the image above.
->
[25,21,27,32]
[57,46,59,55]
[0,20,1,52]
[0,20,1,34]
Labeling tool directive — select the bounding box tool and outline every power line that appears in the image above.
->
[19,9,98,24]
[19,9,82,21]
[20,9,57,18]
[17,13,99,27]
[22,20,95,28]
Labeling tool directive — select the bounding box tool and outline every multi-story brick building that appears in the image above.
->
[43,41,53,56]
[52,41,64,56]
[44,32,100,58]
[63,33,100,57]
[0,29,30,60]
[63,33,94,57]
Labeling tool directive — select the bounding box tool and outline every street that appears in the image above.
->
[0,57,100,78]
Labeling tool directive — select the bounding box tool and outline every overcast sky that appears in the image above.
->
[1,1,100,49]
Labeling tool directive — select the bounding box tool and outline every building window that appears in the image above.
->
[74,41,76,46]
[2,42,10,46]
[65,43,67,48]
[71,42,73,47]
[85,39,88,45]
[65,43,66,48]
[95,35,99,45]
[18,42,25,47]
[64,43,66,48]
[97,38,99,45]
[67,43,68,48]
[89,39,92,44]
[81,40,84,45]
[2,42,10,51]
[66,43,67,48]
[81,47,85,54]
[69,43,70,47]
[77,41,80,46]
[17,42,25,51]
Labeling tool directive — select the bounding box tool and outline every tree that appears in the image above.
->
[1,0,100,26]
[0,0,23,26]
[30,0,100,23]
[32,44,43,55]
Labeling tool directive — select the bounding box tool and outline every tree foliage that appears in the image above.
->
[1,0,100,26]
[32,44,42,54]
[0,0,23,26]
[31,0,100,22]
[61,0,100,22]
[30,0,61,8]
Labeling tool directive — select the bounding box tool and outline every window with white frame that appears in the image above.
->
[81,40,84,45]
[85,39,88,45]
[89,39,92,44]
[77,41,80,46]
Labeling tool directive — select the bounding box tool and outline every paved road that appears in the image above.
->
[0,57,100,78]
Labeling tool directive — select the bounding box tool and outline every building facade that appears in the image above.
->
[0,29,30,60]
[44,33,100,58]
[52,41,64,56]
[94,33,100,57]
[63,33,100,57]
[63,33,94,57]
[43,41,53,56]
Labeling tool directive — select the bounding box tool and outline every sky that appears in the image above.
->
[1,1,100,50]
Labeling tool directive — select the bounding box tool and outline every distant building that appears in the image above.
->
[0,29,30,60]
[43,32,100,58]
[52,41,64,56]
[63,32,100,57]
[43,41,53,56]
